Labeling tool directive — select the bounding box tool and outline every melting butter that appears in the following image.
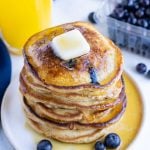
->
[52,29,90,60]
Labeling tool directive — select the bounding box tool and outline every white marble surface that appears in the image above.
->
[1,0,150,149]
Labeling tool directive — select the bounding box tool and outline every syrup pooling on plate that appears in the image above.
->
[25,73,143,150]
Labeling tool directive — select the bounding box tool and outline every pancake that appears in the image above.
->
[20,66,123,109]
[23,22,123,88]
[23,94,126,130]
[19,21,126,144]
[23,87,125,122]
[22,95,126,143]
[27,118,105,143]
[20,63,123,99]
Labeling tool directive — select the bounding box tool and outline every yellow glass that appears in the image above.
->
[0,0,52,55]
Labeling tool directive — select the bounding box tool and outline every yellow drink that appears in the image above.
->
[0,0,52,55]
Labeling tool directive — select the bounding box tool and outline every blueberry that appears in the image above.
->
[121,9,129,20]
[116,9,129,20]
[122,0,128,7]
[127,13,137,25]
[135,8,145,18]
[122,0,132,7]
[88,12,96,24]
[133,3,140,10]
[95,141,106,150]
[127,17,137,25]
[147,70,150,78]
[118,10,126,20]
[67,59,76,68]
[116,4,123,8]
[146,8,150,16]
[136,63,147,74]
[113,7,124,20]
[137,19,149,28]
[116,4,124,9]
[104,133,121,149]
[37,140,52,150]
[127,0,135,8]
[139,0,150,6]
[61,59,76,70]
[88,67,99,84]
[110,5,129,21]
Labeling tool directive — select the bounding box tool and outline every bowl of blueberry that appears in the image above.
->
[94,0,150,58]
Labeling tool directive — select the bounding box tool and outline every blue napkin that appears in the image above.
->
[0,38,11,104]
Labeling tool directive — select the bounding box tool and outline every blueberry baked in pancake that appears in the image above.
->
[19,22,126,143]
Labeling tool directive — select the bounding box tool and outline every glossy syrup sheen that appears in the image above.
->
[26,73,143,150]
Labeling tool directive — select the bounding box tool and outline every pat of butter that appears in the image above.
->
[51,29,90,60]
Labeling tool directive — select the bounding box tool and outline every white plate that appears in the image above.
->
[1,73,150,150]
[1,77,36,150]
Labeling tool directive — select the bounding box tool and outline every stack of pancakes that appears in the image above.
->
[20,22,126,143]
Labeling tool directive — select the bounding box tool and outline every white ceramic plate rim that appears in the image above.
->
[1,71,150,150]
